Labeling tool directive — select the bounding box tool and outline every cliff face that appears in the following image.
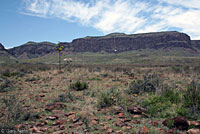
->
[191,40,200,49]
[0,43,6,51]
[8,42,56,59]
[70,31,192,53]
[2,31,199,59]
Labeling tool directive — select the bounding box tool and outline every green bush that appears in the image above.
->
[0,95,38,127]
[183,81,200,118]
[97,88,120,108]
[142,89,183,118]
[128,74,160,94]
[70,81,88,91]
[0,79,14,92]
[55,92,74,102]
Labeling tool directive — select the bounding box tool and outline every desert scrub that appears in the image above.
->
[183,80,200,119]
[141,89,183,118]
[25,76,40,82]
[70,80,88,91]
[55,92,74,102]
[0,95,38,127]
[0,79,15,92]
[127,74,160,94]
[97,88,120,108]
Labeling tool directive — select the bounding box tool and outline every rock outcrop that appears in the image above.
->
[3,31,200,59]
[69,31,193,53]
[8,41,56,59]
[0,43,6,51]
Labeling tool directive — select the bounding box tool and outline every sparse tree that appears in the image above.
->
[56,42,64,71]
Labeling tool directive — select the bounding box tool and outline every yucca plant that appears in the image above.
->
[56,42,64,71]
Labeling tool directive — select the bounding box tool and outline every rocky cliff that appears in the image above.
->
[70,31,193,53]
[8,41,56,59]
[2,31,200,59]
[0,43,6,51]
[191,40,200,49]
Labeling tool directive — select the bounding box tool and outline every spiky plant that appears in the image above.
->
[56,42,64,71]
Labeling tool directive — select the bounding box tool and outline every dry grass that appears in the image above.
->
[0,64,199,133]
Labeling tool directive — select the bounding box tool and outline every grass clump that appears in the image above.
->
[97,88,120,108]
[142,89,182,118]
[55,92,74,102]
[128,74,159,94]
[0,79,15,92]
[70,80,88,91]
[0,95,39,128]
[183,80,200,119]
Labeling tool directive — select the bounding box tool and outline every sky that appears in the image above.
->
[1,0,200,48]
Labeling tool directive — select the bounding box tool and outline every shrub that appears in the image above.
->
[0,79,14,92]
[25,76,39,82]
[0,95,37,127]
[183,81,200,115]
[55,92,74,102]
[128,74,159,94]
[70,81,88,91]
[142,89,182,118]
[97,88,120,108]
[2,69,11,77]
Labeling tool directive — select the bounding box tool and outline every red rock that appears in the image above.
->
[189,121,200,127]
[40,94,45,97]
[53,119,67,126]
[16,124,23,129]
[72,117,80,123]
[45,102,66,111]
[116,130,123,133]
[140,126,150,134]
[52,110,64,115]
[64,112,75,117]
[46,115,59,120]
[163,116,189,130]
[90,120,98,126]
[59,125,65,130]
[118,113,125,118]
[40,128,48,132]
[187,128,200,134]
[132,115,141,118]
[107,128,113,133]
[105,116,112,120]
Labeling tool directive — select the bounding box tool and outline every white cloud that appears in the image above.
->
[22,0,200,39]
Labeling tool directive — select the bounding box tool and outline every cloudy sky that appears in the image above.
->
[1,0,200,48]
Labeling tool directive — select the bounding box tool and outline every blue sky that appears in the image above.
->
[1,0,200,48]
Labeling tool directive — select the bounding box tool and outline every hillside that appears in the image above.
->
[0,43,16,64]
[0,31,200,64]
[8,41,56,59]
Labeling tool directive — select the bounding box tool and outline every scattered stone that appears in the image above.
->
[40,94,45,97]
[140,126,150,134]
[46,115,59,120]
[163,116,189,130]
[127,105,146,115]
[45,102,66,111]
[90,120,98,126]
[105,116,112,120]
[118,113,125,118]
[188,121,200,128]
[132,115,141,118]
[107,128,114,133]
[40,128,48,132]
[53,119,68,126]
[64,112,75,117]
[187,128,200,134]
[72,117,80,123]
